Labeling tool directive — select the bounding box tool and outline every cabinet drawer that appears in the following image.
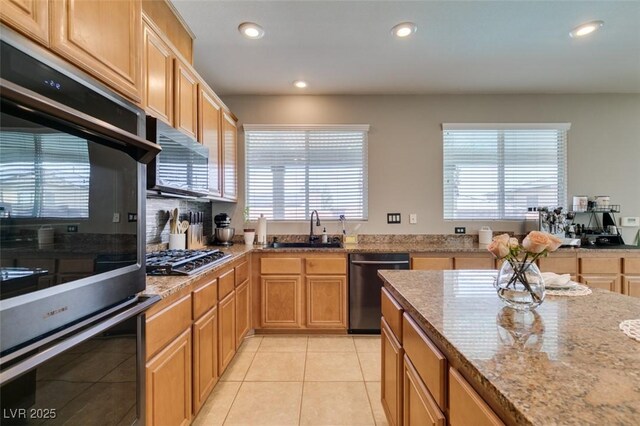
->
[261,257,302,274]
[305,257,346,275]
[402,314,446,410]
[381,287,403,342]
[218,268,235,299]
[235,260,249,285]
[449,368,503,426]
[146,294,192,359]
[454,257,494,270]
[18,258,56,272]
[193,277,217,320]
[623,277,640,298]
[580,257,621,274]
[624,257,640,275]
[412,257,452,270]
[538,256,577,274]
[404,355,445,426]
[58,258,94,273]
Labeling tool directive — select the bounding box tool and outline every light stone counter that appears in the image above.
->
[379,269,640,426]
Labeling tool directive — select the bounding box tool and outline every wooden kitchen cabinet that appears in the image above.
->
[142,16,173,125]
[235,280,250,342]
[218,290,236,373]
[222,111,238,201]
[198,86,223,197]
[403,355,445,426]
[0,0,49,46]
[579,256,622,293]
[382,318,403,426]
[580,275,621,292]
[174,57,198,139]
[623,257,640,298]
[411,257,453,271]
[261,276,302,328]
[50,0,142,102]
[192,306,218,415]
[624,277,640,298]
[305,276,347,328]
[454,256,494,270]
[146,328,192,426]
[449,368,503,426]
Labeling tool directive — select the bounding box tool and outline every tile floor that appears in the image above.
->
[193,335,387,426]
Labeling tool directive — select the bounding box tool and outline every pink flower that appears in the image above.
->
[508,237,519,249]
[522,231,551,254]
[546,234,563,252]
[487,236,510,259]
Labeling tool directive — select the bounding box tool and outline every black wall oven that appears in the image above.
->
[0,28,161,424]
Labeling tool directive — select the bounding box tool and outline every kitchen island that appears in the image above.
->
[378,269,640,426]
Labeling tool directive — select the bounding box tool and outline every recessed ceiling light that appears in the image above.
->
[293,80,308,89]
[569,20,604,38]
[238,22,264,39]
[391,22,417,38]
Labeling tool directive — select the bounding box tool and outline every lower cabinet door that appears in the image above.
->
[403,355,445,426]
[580,275,621,293]
[306,276,347,328]
[449,368,503,426]
[218,291,236,373]
[381,318,403,426]
[624,276,640,298]
[146,328,192,426]
[235,280,250,343]
[260,276,302,328]
[193,306,218,415]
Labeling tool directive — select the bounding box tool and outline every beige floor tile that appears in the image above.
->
[354,336,381,353]
[220,350,257,381]
[365,382,389,426]
[237,335,263,353]
[307,336,356,352]
[224,382,303,425]
[245,352,306,381]
[258,336,308,352]
[304,352,364,382]
[358,352,381,381]
[192,381,241,426]
[300,381,375,425]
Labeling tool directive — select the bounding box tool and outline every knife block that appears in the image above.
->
[186,224,205,249]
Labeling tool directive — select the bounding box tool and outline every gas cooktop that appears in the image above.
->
[146,249,232,276]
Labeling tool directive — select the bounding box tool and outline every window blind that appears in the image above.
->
[0,131,90,218]
[244,125,369,221]
[442,123,570,220]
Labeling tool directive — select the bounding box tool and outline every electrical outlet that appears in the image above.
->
[67,225,78,232]
[112,213,120,223]
[621,217,639,227]
[455,227,466,234]
[387,213,401,224]
[409,213,417,224]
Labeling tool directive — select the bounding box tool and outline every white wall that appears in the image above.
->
[214,94,640,243]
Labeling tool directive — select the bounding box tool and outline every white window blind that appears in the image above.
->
[244,125,369,221]
[0,131,90,218]
[442,123,570,220]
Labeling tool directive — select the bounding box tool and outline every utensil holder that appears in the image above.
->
[169,233,186,250]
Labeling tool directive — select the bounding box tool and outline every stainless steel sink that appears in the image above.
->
[266,242,343,249]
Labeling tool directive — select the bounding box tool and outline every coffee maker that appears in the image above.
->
[213,213,235,246]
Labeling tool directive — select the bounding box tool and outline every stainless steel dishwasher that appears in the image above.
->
[349,253,410,333]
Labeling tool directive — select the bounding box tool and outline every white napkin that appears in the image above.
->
[541,272,572,288]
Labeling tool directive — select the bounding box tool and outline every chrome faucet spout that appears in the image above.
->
[309,210,321,242]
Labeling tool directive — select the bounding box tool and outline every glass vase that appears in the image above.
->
[495,260,545,311]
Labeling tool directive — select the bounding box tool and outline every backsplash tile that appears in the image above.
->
[146,197,212,246]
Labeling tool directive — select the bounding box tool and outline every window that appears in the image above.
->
[0,131,90,218]
[443,123,570,220]
[244,125,369,220]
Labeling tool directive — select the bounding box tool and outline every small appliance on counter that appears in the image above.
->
[214,213,235,246]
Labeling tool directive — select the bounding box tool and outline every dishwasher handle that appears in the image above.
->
[350,260,410,265]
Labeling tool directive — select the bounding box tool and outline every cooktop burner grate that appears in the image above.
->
[146,249,232,276]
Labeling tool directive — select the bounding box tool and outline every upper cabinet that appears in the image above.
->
[50,0,142,102]
[0,0,49,46]
[142,16,173,125]
[222,111,238,201]
[174,58,199,140]
[199,87,223,198]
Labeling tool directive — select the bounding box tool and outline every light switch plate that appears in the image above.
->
[387,213,401,224]
[621,217,639,227]
[409,214,417,224]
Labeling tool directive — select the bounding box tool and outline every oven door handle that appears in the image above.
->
[0,296,159,383]
[0,78,161,164]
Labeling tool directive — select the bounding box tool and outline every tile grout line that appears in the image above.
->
[297,337,309,426]
[220,339,260,425]
[355,343,379,425]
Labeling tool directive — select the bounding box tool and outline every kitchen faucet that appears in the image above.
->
[309,210,321,242]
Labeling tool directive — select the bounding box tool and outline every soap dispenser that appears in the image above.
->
[322,227,328,243]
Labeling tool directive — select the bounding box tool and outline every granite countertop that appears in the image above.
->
[379,269,640,426]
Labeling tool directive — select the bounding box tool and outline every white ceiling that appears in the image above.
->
[171,0,640,95]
